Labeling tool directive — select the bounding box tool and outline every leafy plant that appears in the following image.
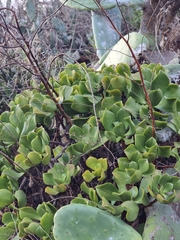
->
[1,60,180,238]
[43,162,80,195]
[1,1,180,239]
[1,57,180,239]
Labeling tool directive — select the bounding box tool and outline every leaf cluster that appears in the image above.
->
[0,62,180,239]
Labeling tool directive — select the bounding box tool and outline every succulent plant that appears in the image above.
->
[53,203,142,240]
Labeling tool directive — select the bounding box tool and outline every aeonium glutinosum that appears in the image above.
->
[0,62,180,239]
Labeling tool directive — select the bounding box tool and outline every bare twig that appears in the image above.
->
[95,0,155,136]
[0,7,72,126]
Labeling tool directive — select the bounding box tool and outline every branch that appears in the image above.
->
[95,0,155,136]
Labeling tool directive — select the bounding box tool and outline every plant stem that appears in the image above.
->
[95,1,155,136]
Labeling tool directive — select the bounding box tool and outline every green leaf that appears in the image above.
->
[82,170,95,182]
[157,98,177,112]
[130,80,145,104]
[14,153,29,171]
[124,144,138,160]
[130,169,142,183]
[19,207,41,220]
[96,183,120,201]
[113,122,126,137]
[124,97,141,118]
[45,187,59,195]
[85,72,101,92]
[71,197,97,206]
[145,137,157,149]
[62,86,73,100]
[71,95,91,113]
[99,32,149,68]
[43,173,56,185]
[21,113,36,135]
[54,184,66,193]
[159,173,171,185]
[124,116,136,136]
[92,6,121,58]
[0,123,19,143]
[25,222,45,238]
[163,182,173,192]
[27,151,42,166]
[40,127,50,146]
[72,141,84,153]
[142,67,153,84]
[53,204,142,240]
[135,134,146,152]
[2,168,24,180]
[69,125,83,140]
[110,76,126,92]
[42,99,57,112]
[9,105,25,132]
[113,169,131,185]
[30,96,43,109]
[15,190,27,208]
[18,218,32,238]
[0,227,14,240]
[165,84,180,100]
[101,76,111,90]
[118,157,130,171]
[157,146,171,157]
[80,181,91,195]
[0,111,10,122]
[40,212,53,234]
[100,109,116,131]
[101,197,119,215]
[0,189,14,209]
[2,212,17,225]
[42,145,51,165]
[0,177,9,189]
[154,120,167,129]
[143,201,180,239]
[134,187,149,206]
[121,201,139,222]
[138,158,149,173]
[151,70,170,93]
[89,188,99,203]
[149,89,162,106]
[116,63,131,76]
[104,131,117,142]
[31,136,43,152]
[19,135,31,149]
[86,157,98,170]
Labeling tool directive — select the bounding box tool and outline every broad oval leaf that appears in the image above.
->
[15,190,27,208]
[0,189,14,209]
[149,89,162,106]
[151,70,170,93]
[27,151,42,165]
[42,99,57,112]
[96,183,120,201]
[19,206,41,220]
[0,123,19,143]
[53,204,142,240]
[100,109,116,131]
